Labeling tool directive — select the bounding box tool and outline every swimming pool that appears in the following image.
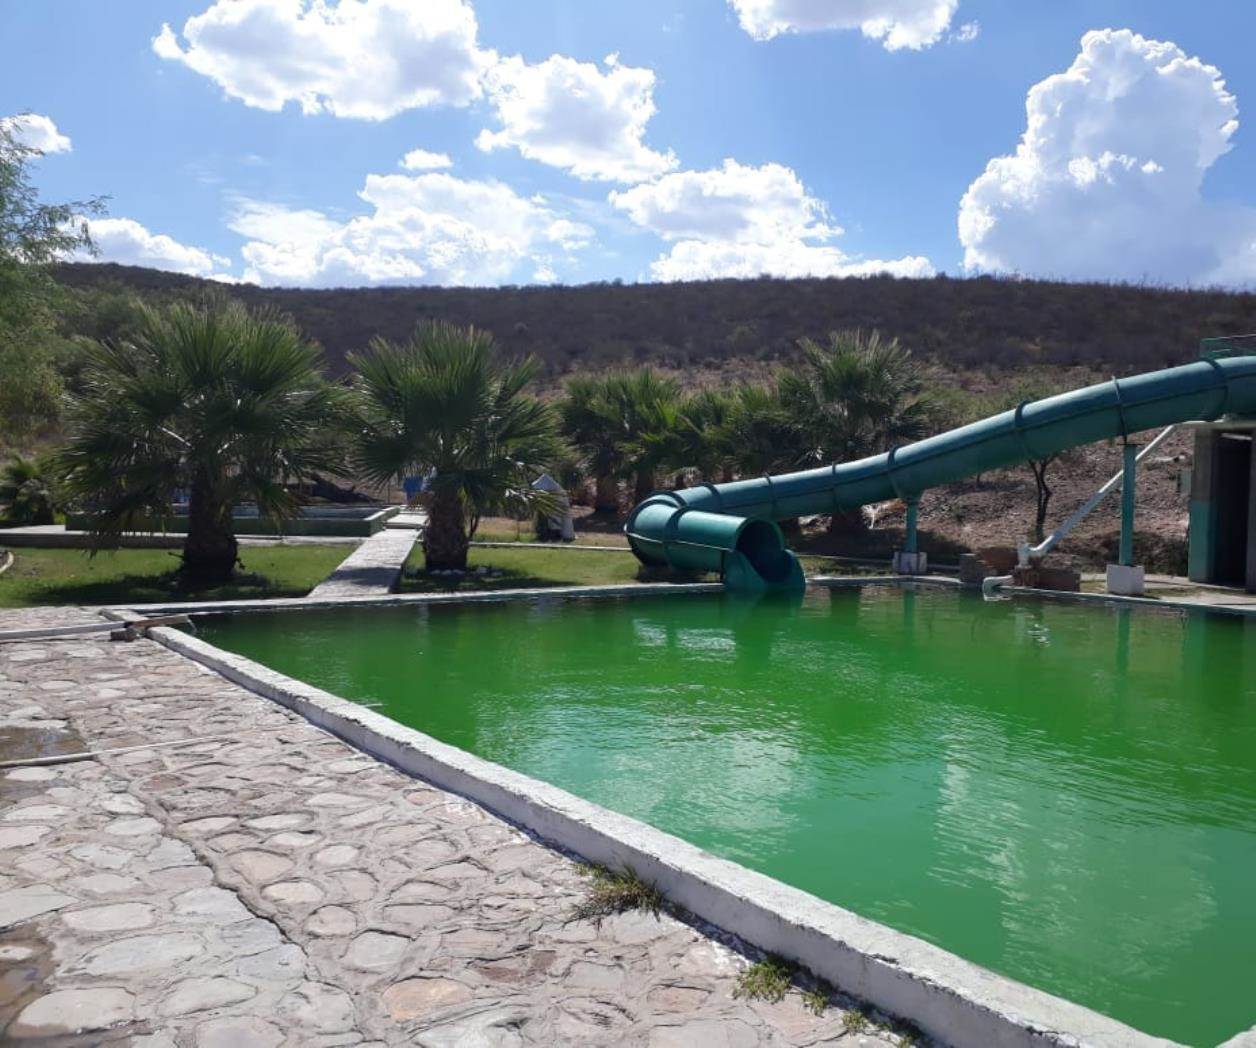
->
[196,585,1256,1044]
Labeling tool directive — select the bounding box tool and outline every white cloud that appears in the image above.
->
[230,173,593,287]
[153,0,491,120]
[1,113,72,154]
[400,148,453,171]
[86,218,234,279]
[959,28,1256,287]
[729,0,959,50]
[477,53,676,183]
[951,20,978,43]
[611,159,932,281]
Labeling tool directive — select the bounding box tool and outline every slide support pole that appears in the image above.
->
[905,499,919,554]
[1120,443,1137,567]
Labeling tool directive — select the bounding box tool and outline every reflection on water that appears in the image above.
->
[198,587,1256,1045]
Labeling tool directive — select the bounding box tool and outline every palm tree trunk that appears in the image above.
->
[634,469,655,503]
[182,473,237,583]
[424,484,468,570]
[593,474,619,514]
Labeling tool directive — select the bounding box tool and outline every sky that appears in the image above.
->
[3,0,1256,290]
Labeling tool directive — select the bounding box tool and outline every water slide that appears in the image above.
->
[625,355,1256,591]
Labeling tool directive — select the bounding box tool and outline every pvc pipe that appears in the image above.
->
[1020,425,1177,565]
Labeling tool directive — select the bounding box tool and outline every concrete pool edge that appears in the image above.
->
[131,594,1180,1048]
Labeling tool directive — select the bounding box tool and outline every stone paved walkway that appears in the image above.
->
[307,529,419,599]
[0,608,901,1046]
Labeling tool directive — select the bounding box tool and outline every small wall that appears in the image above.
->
[66,506,397,538]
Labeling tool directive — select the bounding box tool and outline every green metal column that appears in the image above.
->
[904,499,919,554]
[1119,443,1138,566]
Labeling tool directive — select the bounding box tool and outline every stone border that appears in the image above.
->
[133,582,1177,1048]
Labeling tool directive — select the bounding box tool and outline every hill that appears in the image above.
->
[50,263,1240,574]
[54,263,1256,380]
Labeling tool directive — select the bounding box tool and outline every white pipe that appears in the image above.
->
[1017,424,1179,567]
[982,574,1013,600]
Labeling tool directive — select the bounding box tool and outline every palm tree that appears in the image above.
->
[722,383,803,479]
[58,299,345,582]
[559,376,625,513]
[776,329,936,533]
[0,453,58,525]
[351,323,558,571]
[606,368,682,501]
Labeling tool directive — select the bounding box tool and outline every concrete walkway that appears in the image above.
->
[307,529,419,599]
[0,608,898,1045]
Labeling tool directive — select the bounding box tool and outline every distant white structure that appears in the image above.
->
[532,473,574,541]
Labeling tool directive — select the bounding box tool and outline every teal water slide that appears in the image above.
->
[625,356,1256,591]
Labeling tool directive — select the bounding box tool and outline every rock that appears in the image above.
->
[262,880,324,905]
[306,905,357,937]
[8,988,135,1037]
[647,1019,759,1048]
[173,886,252,925]
[69,872,140,896]
[2,803,69,822]
[62,902,156,933]
[382,978,474,1021]
[0,885,76,928]
[194,1016,284,1048]
[161,976,256,1016]
[313,844,359,867]
[414,1004,527,1047]
[79,932,204,975]
[182,816,236,834]
[345,930,408,971]
[229,849,294,885]
[235,943,306,980]
[104,816,161,836]
[244,812,310,831]
[0,825,52,849]
[69,843,131,870]
[278,981,356,1032]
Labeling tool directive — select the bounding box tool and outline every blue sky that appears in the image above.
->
[3,0,1256,288]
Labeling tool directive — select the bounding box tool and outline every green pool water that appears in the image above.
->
[197,586,1256,1045]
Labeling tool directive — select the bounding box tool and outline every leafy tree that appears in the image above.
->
[57,299,345,582]
[0,452,59,524]
[998,375,1073,543]
[0,120,104,444]
[776,329,936,533]
[351,323,559,571]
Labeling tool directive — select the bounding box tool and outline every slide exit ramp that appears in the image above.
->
[625,356,1256,591]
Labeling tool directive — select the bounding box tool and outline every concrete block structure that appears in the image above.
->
[1188,422,1256,591]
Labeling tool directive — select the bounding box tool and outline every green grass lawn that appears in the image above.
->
[0,545,349,608]
[398,545,874,593]
[399,544,708,592]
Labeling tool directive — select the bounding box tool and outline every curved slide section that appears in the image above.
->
[626,355,1256,590]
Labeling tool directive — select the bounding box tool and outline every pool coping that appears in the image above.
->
[113,580,1189,1048]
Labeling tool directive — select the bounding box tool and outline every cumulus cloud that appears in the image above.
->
[959,28,1256,287]
[153,0,491,119]
[610,159,932,281]
[230,173,593,287]
[1,113,72,154]
[86,218,234,279]
[728,0,959,50]
[400,148,453,171]
[477,53,676,182]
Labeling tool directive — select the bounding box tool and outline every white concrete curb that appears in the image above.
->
[144,594,1179,1048]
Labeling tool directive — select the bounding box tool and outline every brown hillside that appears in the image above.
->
[55,263,1256,379]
